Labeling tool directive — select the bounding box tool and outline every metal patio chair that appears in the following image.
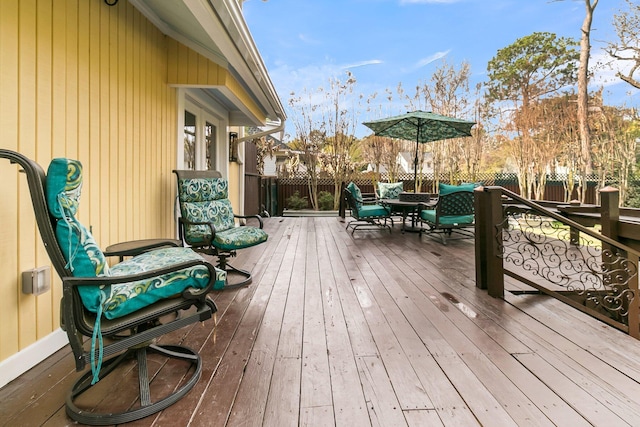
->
[344,181,393,234]
[174,170,268,289]
[418,183,476,244]
[0,150,225,425]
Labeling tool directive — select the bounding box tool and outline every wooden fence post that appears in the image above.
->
[475,188,488,290]
[339,181,346,219]
[475,186,505,297]
[599,186,639,337]
[600,186,619,242]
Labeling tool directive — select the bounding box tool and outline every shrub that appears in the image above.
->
[318,191,334,211]
[286,191,309,210]
[625,182,640,208]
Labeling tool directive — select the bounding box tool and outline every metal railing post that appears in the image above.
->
[568,200,581,245]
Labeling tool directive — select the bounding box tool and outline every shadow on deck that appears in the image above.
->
[2,216,640,426]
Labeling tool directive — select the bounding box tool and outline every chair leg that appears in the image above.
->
[440,232,448,245]
[65,344,201,425]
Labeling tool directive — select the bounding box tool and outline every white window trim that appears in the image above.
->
[177,89,229,176]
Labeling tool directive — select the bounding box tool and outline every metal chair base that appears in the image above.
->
[222,262,253,288]
[65,344,201,426]
[419,226,474,245]
[214,252,253,288]
[345,218,393,235]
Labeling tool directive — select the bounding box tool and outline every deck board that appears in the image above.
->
[4,216,640,426]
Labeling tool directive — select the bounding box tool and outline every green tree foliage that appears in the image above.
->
[486,32,579,106]
[486,32,579,198]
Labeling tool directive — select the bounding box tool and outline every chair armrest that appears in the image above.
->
[104,238,182,259]
[360,193,377,204]
[178,217,217,243]
[62,258,219,299]
[354,193,378,206]
[234,213,264,229]
[418,201,437,212]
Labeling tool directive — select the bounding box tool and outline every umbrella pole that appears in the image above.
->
[414,123,420,192]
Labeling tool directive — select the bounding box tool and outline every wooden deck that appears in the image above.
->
[3,216,640,426]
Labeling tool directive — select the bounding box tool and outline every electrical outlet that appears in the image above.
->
[22,266,51,295]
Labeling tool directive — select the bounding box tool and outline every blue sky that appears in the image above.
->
[243,0,638,138]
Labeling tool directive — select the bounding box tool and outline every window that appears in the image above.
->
[182,99,222,171]
[205,120,216,170]
[184,111,196,169]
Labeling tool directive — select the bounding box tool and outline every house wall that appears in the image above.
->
[0,0,178,369]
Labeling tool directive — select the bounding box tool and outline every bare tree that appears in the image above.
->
[288,89,325,210]
[410,60,474,190]
[607,0,640,89]
[362,88,407,185]
[575,0,598,202]
[591,103,638,204]
[321,72,360,209]
[464,83,489,180]
[252,135,275,175]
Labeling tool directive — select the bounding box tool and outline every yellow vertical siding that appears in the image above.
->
[0,0,179,362]
[166,39,267,124]
[0,0,21,360]
[17,0,38,349]
[35,0,55,338]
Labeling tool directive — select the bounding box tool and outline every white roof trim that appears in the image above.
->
[129,0,285,122]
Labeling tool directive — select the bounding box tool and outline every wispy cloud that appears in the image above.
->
[297,33,321,45]
[271,59,385,98]
[400,0,462,4]
[412,50,451,70]
[342,60,384,70]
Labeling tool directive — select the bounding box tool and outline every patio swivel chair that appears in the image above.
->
[418,183,476,244]
[0,150,226,425]
[344,181,393,234]
[174,170,268,289]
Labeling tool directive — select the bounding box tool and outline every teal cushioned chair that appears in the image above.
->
[418,183,476,244]
[344,182,393,234]
[0,150,223,425]
[174,169,268,288]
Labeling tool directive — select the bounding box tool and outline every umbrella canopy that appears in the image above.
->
[363,110,475,192]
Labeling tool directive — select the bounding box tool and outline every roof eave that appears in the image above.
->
[129,0,286,124]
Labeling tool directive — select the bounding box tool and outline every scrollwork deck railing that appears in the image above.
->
[475,186,640,339]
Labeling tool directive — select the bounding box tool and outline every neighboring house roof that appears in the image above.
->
[374,152,433,174]
[130,0,285,127]
[246,124,285,146]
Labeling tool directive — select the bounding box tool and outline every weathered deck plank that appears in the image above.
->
[4,216,640,426]
[299,219,333,420]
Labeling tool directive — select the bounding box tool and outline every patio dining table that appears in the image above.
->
[381,198,437,233]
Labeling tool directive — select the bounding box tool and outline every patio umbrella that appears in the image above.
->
[363,110,475,192]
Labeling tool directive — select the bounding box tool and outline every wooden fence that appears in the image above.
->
[264,172,602,216]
